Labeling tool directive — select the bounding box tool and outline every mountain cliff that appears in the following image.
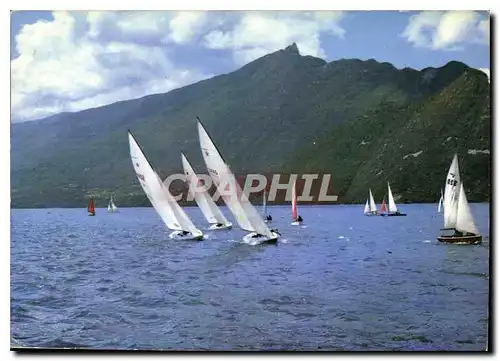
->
[10,43,491,208]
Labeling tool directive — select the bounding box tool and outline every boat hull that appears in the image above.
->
[437,234,482,245]
[364,212,378,216]
[88,213,95,216]
[381,212,407,217]
[207,223,233,231]
[242,232,279,245]
[169,230,204,241]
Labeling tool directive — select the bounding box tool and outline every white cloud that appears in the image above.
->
[11,11,212,122]
[202,11,346,64]
[11,10,346,122]
[401,11,490,50]
[168,11,209,44]
[478,68,490,82]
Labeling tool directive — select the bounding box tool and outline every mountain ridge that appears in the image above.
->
[10,44,490,208]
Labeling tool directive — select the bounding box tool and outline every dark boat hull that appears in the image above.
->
[261,238,278,245]
[381,213,407,217]
[437,234,482,245]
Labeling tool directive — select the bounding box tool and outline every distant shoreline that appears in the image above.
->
[10,201,490,210]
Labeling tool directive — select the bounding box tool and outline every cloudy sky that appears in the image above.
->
[10,10,490,123]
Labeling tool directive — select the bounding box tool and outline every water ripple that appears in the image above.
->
[11,205,490,350]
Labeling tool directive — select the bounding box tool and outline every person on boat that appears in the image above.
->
[251,233,264,238]
[270,229,281,236]
[453,229,464,237]
[180,230,189,236]
[266,215,272,221]
[215,223,223,228]
[296,215,303,222]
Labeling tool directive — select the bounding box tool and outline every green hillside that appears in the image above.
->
[10,43,491,208]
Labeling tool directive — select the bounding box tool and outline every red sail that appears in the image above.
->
[380,199,387,213]
[88,197,96,214]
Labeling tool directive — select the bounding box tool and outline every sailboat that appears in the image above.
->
[438,154,481,244]
[381,182,406,216]
[379,197,387,215]
[181,152,232,231]
[197,117,280,245]
[291,180,302,225]
[128,130,204,241]
[437,188,444,213]
[87,197,96,216]
[263,189,272,222]
[364,189,378,216]
[107,195,118,213]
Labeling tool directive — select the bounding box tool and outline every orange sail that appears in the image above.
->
[380,198,387,213]
[292,181,298,220]
[87,197,96,216]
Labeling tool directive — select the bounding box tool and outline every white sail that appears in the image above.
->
[197,120,273,237]
[456,182,479,235]
[363,199,370,213]
[158,173,204,237]
[128,132,202,237]
[181,152,230,226]
[387,182,398,213]
[438,189,444,213]
[443,154,461,229]
[369,189,377,212]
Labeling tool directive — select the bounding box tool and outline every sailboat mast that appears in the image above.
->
[263,189,267,215]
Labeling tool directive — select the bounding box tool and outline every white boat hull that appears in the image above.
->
[291,221,301,226]
[169,230,204,241]
[207,222,233,231]
[242,231,279,245]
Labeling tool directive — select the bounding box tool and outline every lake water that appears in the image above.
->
[10,204,490,351]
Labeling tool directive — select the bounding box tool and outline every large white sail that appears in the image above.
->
[387,182,398,213]
[197,120,273,237]
[456,182,479,235]
[443,154,461,229]
[369,189,377,212]
[128,132,202,237]
[181,152,230,226]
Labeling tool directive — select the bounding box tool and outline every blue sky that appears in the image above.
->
[10,10,490,122]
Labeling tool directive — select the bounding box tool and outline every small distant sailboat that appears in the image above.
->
[87,197,96,216]
[197,117,280,244]
[107,195,118,213]
[263,189,272,222]
[438,154,481,244]
[379,197,388,215]
[291,181,303,225]
[181,152,232,231]
[381,182,406,217]
[437,188,444,213]
[364,189,378,216]
[128,130,203,241]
